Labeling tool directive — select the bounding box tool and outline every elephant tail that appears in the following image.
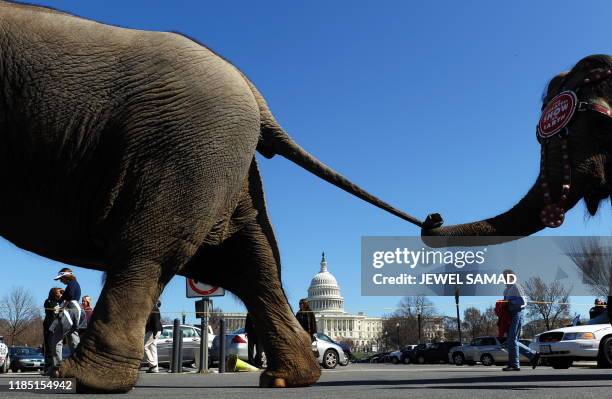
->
[245,79,425,228]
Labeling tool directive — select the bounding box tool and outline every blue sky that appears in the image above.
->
[1,1,611,324]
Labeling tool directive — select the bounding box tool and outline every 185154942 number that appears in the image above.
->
[7,379,75,392]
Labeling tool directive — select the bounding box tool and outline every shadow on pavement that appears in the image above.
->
[315,373,612,388]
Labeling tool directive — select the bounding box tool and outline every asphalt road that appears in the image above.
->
[1,363,610,399]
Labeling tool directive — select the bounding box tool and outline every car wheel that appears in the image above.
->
[417,355,425,364]
[453,353,465,366]
[403,356,411,364]
[598,336,612,368]
[391,356,399,364]
[322,349,338,369]
[480,354,494,366]
[549,358,573,369]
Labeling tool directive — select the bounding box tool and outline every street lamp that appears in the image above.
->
[396,322,400,350]
[417,313,422,344]
[455,287,462,343]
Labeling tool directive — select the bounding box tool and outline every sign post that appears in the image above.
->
[187,278,225,374]
[198,298,210,373]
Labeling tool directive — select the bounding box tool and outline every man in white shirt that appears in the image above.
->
[502,269,540,371]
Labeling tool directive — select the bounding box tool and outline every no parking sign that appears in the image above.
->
[186,278,225,298]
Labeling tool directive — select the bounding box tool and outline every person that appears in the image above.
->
[81,295,94,325]
[590,298,606,319]
[245,313,262,367]
[49,268,87,360]
[295,299,317,341]
[43,287,63,374]
[144,301,163,373]
[502,269,540,371]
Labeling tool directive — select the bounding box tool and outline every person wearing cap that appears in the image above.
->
[48,268,87,360]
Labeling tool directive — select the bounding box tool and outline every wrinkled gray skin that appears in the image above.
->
[0,2,420,393]
[421,55,612,321]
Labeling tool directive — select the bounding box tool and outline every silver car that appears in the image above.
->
[449,336,531,366]
[314,333,347,369]
[209,327,250,366]
[155,324,215,365]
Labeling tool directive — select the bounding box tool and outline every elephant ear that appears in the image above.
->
[543,72,569,104]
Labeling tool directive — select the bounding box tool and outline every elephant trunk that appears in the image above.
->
[423,140,585,246]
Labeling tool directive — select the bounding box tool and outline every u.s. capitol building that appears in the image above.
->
[307,253,383,350]
[224,253,382,351]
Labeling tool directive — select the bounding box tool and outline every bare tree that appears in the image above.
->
[566,237,612,298]
[461,306,496,340]
[383,296,438,347]
[0,287,41,346]
[397,295,435,318]
[462,307,484,340]
[443,316,460,341]
[523,276,571,331]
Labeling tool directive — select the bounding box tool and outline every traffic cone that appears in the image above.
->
[226,354,260,372]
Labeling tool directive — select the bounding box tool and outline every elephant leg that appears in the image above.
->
[57,256,169,393]
[189,223,321,388]
[184,161,321,387]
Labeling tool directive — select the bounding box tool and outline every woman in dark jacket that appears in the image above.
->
[295,299,317,341]
[43,287,63,373]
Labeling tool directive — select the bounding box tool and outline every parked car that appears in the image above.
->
[0,336,9,373]
[209,327,250,366]
[356,352,385,363]
[449,336,531,366]
[313,333,347,369]
[401,343,430,364]
[9,346,44,372]
[413,341,461,364]
[530,311,612,369]
[336,340,353,365]
[155,324,215,366]
[389,350,402,364]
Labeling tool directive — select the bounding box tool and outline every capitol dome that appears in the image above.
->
[307,253,345,313]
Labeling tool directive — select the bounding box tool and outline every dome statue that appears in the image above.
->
[307,252,345,313]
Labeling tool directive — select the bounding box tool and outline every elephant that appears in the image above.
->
[0,1,426,393]
[421,54,612,318]
[423,54,612,241]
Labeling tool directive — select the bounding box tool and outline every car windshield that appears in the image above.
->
[232,327,245,335]
[10,347,39,356]
[316,333,334,343]
[588,312,609,325]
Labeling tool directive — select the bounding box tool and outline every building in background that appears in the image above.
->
[307,253,382,351]
[221,253,383,352]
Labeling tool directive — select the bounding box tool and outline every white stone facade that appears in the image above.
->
[220,253,383,351]
[307,253,382,350]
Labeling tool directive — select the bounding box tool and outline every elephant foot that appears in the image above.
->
[259,363,321,388]
[57,352,138,393]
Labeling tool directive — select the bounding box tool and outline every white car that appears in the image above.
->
[530,312,612,369]
[0,336,9,373]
